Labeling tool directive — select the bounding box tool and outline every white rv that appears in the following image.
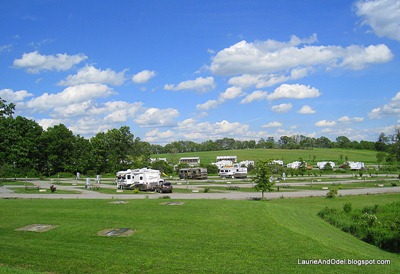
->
[218,164,248,179]
[349,161,365,170]
[317,161,336,169]
[116,168,164,191]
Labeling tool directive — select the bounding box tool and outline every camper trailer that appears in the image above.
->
[178,168,208,179]
[116,168,164,191]
[317,161,336,169]
[218,164,248,179]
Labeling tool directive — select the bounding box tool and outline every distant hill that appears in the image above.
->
[152,148,378,166]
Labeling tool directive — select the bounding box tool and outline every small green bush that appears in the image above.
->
[343,202,352,213]
[326,189,338,198]
[133,188,139,194]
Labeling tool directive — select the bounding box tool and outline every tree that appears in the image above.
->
[253,160,274,199]
[40,124,75,175]
[0,97,15,118]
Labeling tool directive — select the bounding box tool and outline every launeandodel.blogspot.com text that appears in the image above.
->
[297,258,391,266]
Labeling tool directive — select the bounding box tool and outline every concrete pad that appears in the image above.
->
[16,224,58,232]
[97,228,135,237]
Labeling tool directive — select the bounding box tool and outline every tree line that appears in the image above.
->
[1,97,399,177]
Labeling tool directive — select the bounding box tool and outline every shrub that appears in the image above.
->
[326,189,338,198]
[343,202,352,213]
[133,188,139,194]
[203,188,210,193]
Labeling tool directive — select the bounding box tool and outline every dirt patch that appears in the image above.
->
[109,201,128,204]
[97,228,135,237]
[16,224,58,232]
[160,202,185,206]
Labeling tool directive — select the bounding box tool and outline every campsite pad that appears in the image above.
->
[109,201,128,204]
[160,202,185,206]
[16,224,58,232]
[97,228,135,237]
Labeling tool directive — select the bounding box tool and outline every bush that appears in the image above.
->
[343,202,352,213]
[133,188,139,194]
[326,189,338,198]
[203,188,210,193]
[318,201,400,253]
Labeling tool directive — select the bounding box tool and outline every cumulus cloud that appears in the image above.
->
[355,0,400,41]
[58,65,126,86]
[196,86,245,110]
[134,107,179,127]
[262,121,282,128]
[132,70,156,83]
[271,103,293,113]
[196,99,219,111]
[164,76,215,93]
[268,84,320,100]
[369,91,400,118]
[23,83,114,112]
[0,88,33,102]
[219,86,245,100]
[338,115,364,123]
[13,51,87,73]
[210,35,392,75]
[315,120,337,127]
[240,90,269,104]
[298,105,316,114]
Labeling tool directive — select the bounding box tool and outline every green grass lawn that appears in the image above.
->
[0,194,399,273]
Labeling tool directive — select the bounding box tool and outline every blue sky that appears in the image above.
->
[1,0,400,145]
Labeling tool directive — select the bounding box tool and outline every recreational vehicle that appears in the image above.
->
[317,161,336,169]
[116,168,164,191]
[178,168,208,179]
[218,164,248,179]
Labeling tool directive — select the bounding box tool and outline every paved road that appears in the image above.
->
[1,179,400,200]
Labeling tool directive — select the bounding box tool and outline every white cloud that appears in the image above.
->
[37,118,65,130]
[219,86,245,101]
[298,105,316,114]
[228,74,289,89]
[262,121,282,128]
[355,0,400,41]
[164,76,215,93]
[13,51,87,73]
[0,88,33,102]
[23,83,114,112]
[132,70,156,83]
[59,65,126,86]
[196,86,245,110]
[240,90,269,104]
[368,91,400,118]
[134,107,179,127]
[338,115,364,123]
[315,120,337,127]
[210,35,393,75]
[196,99,219,111]
[271,103,292,113]
[268,84,320,100]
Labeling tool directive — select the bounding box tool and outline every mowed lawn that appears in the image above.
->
[0,194,399,273]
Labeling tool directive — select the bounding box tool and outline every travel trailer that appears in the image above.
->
[218,164,248,179]
[349,161,365,170]
[178,168,208,179]
[317,161,336,169]
[116,168,164,191]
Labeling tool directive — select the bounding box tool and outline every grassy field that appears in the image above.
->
[0,194,399,273]
[153,148,378,165]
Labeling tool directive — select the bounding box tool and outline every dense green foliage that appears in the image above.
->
[318,202,400,253]
[0,195,399,273]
